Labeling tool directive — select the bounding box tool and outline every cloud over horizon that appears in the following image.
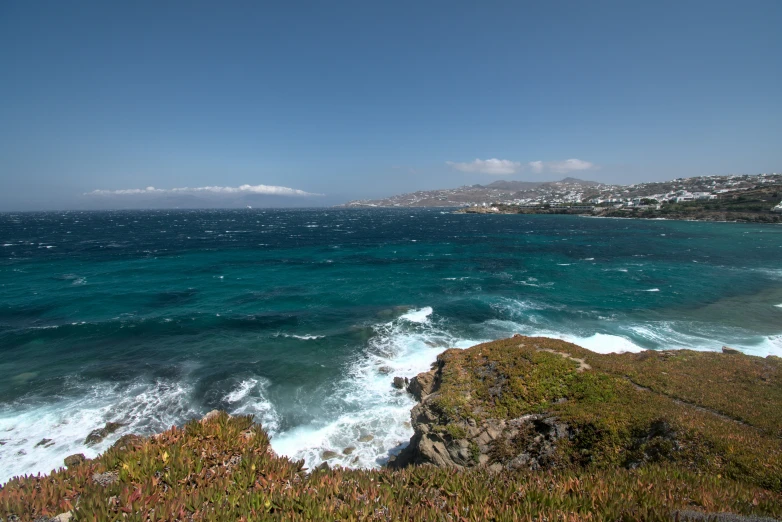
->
[447,158,597,176]
[543,159,596,173]
[85,184,323,197]
[446,158,522,175]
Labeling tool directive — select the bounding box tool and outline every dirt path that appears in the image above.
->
[535,347,592,372]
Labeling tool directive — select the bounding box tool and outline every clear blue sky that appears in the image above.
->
[1,0,780,209]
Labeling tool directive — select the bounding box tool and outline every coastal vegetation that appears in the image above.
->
[2,337,781,521]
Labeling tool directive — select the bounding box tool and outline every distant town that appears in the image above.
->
[339,173,782,216]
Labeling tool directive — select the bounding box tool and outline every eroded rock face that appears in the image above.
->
[405,368,438,401]
[390,361,569,470]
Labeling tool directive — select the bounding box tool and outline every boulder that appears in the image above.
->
[722,346,742,355]
[63,453,86,468]
[358,434,374,443]
[342,446,356,455]
[313,462,330,472]
[111,434,144,451]
[321,450,339,460]
[406,369,437,401]
[392,376,406,389]
[84,421,125,445]
[35,438,54,448]
[378,366,392,375]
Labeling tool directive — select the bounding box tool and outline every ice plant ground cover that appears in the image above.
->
[2,336,781,521]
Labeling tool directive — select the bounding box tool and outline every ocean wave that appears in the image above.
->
[0,379,200,484]
[399,306,433,323]
[271,307,480,471]
[624,322,782,357]
[223,378,280,434]
[274,333,326,341]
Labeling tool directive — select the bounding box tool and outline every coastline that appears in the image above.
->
[454,205,782,224]
[3,336,782,521]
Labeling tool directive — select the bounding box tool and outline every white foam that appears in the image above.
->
[626,323,782,358]
[271,307,481,471]
[225,379,259,403]
[642,288,660,292]
[775,304,782,308]
[399,306,433,323]
[560,333,646,354]
[224,379,280,433]
[276,333,325,340]
[0,379,200,484]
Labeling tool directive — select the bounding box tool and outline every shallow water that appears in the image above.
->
[1,209,781,482]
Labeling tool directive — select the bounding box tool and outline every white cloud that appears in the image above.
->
[528,161,544,174]
[85,184,323,197]
[446,158,521,175]
[545,159,595,174]
[447,157,597,176]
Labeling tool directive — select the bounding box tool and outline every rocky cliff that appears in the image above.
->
[390,336,782,493]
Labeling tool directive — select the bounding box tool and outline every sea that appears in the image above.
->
[1,209,781,483]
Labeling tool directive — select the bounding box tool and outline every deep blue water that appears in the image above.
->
[1,209,781,482]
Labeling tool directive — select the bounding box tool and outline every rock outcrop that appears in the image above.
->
[390,358,569,470]
[390,335,782,479]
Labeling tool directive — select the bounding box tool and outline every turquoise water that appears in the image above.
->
[1,209,781,482]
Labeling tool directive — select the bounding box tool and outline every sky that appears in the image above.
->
[1,1,781,210]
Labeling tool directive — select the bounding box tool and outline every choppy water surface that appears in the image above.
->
[1,209,781,482]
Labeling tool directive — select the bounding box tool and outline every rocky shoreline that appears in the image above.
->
[456,205,782,223]
[596,208,782,224]
[387,336,782,484]
[3,336,782,521]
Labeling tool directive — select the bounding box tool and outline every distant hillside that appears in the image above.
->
[338,178,607,208]
[338,173,782,208]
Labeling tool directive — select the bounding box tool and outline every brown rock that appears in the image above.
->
[84,421,125,445]
[321,450,339,460]
[358,434,374,442]
[722,346,742,355]
[64,453,86,468]
[378,366,392,374]
[343,446,356,455]
[111,434,144,451]
[392,376,406,389]
[406,369,437,401]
